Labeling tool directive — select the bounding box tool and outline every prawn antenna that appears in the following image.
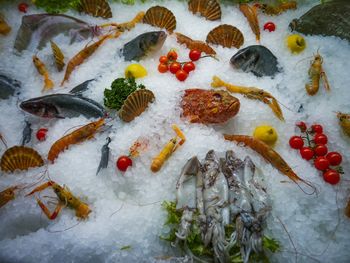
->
[110,203,124,218]
[277,216,298,263]
[47,221,81,233]
[294,56,313,68]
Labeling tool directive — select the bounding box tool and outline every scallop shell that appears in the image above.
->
[143,6,176,33]
[78,0,112,19]
[206,24,244,48]
[119,89,155,122]
[50,41,65,72]
[175,32,216,55]
[188,0,221,21]
[1,146,44,173]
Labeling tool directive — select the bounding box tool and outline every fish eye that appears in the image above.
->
[213,93,222,101]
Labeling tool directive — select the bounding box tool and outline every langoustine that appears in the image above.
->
[239,4,260,42]
[33,55,54,91]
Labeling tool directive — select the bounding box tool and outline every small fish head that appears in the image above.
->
[149,31,167,49]
[289,19,298,31]
[231,47,260,70]
[20,100,58,118]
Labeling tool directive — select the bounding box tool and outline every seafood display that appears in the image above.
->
[181,89,240,124]
[0,146,44,173]
[188,0,221,21]
[0,74,21,100]
[290,1,350,42]
[48,118,105,163]
[20,94,106,119]
[164,150,277,263]
[33,55,54,91]
[26,181,91,220]
[230,45,280,77]
[122,31,167,61]
[211,76,284,121]
[14,14,98,52]
[206,24,244,49]
[143,6,176,33]
[239,4,260,42]
[305,52,330,96]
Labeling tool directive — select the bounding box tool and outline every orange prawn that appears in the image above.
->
[305,52,330,96]
[239,4,260,42]
[0,186,20,208]
[61,33,119,86]
[260,1,297,16]
[175,32,216,55]
[33,55,54,91]
[48,118,105,163]
[224,135,314,191]
[0,13,11,35]
[99,11,145,32]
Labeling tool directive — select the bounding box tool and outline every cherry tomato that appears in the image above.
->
[263,22,276,32]
[36,128,48,141]
[18,2,29,13]
[311,124,323,134]
[314,144,328,156]
[159,56,168,64]
[314,156,330,171]
[299,147,314,160]
[314,133,328,145]
[189,49,201,61]
[323,169,340,185]
[296,121,307,132]
[158,63,168,73]
[289,136,304,149]
[326,152,342,166]
[169,62,181,74]
[183,62,195,73]
[176,69,188,81]
[116,156,132,172]
[167,50,178,61]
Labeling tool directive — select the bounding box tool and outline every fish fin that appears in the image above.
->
[55,114,65,119]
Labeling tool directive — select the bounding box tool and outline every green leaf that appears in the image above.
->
[120,245,132,250]
[263,236,280,253]
[33,0,81,13]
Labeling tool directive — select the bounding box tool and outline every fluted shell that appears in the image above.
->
[143,6,176,33]
[1,146,44,173]
[188,0,221,21]
[119,89,155,122]
[50,41,65,72]
[78,0,112,19]
[206,24,244,48]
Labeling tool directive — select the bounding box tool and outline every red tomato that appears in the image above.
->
[116,156,132,172]
[296,121,307,132]
[314,144,328,156]
[263,22,276,32]
[36,128,48,141]
[169,62,181,74]
[183,62,195,73]
[323,169,340,185]
[289,136,304,149]
[311,124,323,134]
[314,156,330,171]
[299,147,314,160]
[167,50,178,61]
[314,133,328,145]
[158,63,168,73]
[18,2,29,13]
[176,69,188,81]
[189,49,201,61]
[326,152,342,166]
[159,56,168,64]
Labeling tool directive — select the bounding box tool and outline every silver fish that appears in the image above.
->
[0,75,21,100]
[122,31,167,61]
[14,14,99,52]
[69,79,95,95]
[96,137,111,175]
[20,94,106,119]
[21,120,32,146]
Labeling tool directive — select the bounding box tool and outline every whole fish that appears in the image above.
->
[96,137,111,175]
[0,74,21,100]
[230,45,280,77]
[69,79,95,95]
[122,31,167,61]
[33,55,54,91]
[21,120,32,146]
[14,14,99,52]
[20,94,106,119]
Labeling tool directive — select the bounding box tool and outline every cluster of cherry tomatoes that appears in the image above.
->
[158,49,202,81]
[289,122,343,185]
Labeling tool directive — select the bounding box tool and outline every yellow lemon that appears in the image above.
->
[286,34,306,54]
[253,125,278,146]
[124,64,147,78]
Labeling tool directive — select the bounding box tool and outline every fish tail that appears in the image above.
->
[43,77,54,91]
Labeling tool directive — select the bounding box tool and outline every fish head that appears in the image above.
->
[289,19,298,31]
[146,31,167,51]
[230,46,260,71]
[203,150,219,171]
[20,99,59,118]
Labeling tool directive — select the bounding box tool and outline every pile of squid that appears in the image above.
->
[162,150,279,263]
